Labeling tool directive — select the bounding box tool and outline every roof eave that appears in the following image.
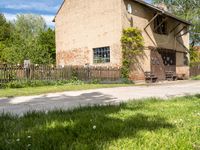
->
[132,0,192,26]
[52,0,65,23]
[52,0,193,26]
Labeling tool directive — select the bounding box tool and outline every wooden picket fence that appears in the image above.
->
[190,63,200,77]
[0,64,121,84]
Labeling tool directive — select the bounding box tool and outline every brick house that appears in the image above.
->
[53,0,191,80]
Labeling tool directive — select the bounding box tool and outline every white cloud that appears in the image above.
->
[0,0,60,14]
[4,3,59,13]
[4,13,55,27]
[4,13,16,21]
[41,15,55,27]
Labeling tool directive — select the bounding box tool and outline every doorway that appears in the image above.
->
[151,49,176,80]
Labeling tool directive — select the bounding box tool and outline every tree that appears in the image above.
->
[30,28,56,64]
[0,13,56,64]
[0,14,12,42]
[0,14,12,63]
[14,14,47,39]
[152,0,200,46]
[12,14,47,62]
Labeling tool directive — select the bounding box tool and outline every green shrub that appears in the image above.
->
[71,68,78,80]
[6,80,27,88]
[90,79,101,84]
[1,79,85,89]
[121,78,134,84]
[66,78,84,85]
[192,75,200,80]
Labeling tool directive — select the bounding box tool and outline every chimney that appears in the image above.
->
[154,2,168,11]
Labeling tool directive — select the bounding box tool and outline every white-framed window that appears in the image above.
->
[127,4,132,14]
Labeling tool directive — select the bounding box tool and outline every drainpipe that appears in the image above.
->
[144,13,160,46]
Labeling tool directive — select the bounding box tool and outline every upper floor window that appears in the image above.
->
[127,4,132,14]
[154,15,167,34]
[93,46,110,64]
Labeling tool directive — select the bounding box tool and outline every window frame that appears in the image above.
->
[159,50,176,66]
[127,3,132,14]
[154,15,168,35]
[93,46,111,64]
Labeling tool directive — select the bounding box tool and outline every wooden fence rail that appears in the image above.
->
[0,64,121,84]
[190,63,200,77]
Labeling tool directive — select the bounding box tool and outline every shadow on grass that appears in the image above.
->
[0,100,174,150]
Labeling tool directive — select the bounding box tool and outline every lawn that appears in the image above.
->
[0,84,132,98]
[0,95,200,149]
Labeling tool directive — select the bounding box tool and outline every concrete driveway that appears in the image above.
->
[0,80,200,115]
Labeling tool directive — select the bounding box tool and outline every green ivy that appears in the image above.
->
[190,46,200,64]
[121,27,144,78]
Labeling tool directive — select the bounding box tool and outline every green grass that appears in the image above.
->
[192,75,200,80]
[0,84,133,98]
[0,95,200,149]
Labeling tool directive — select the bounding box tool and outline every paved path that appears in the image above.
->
[0,81,200,115]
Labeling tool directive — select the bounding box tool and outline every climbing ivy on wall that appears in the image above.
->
[121,27,144,78]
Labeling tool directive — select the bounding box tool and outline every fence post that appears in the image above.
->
[24,60,31,80]
[3,64,7,82]
[85,64,90,81]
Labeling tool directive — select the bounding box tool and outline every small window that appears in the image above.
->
[93,47,110,64]
[127,4,132,14]
[154,15,167,34]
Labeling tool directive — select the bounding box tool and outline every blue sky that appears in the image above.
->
[0,0,151,27]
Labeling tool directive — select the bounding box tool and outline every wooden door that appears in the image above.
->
[160,51,176,72]
[151,50,165,80]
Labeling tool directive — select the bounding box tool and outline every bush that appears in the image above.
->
[2,79,84,89]
[120,78,134,84]
[6,80,27,88]
[90,78,134,84]
[90,79,101,84]
[66,78,84,85]
[192,75,200,80]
